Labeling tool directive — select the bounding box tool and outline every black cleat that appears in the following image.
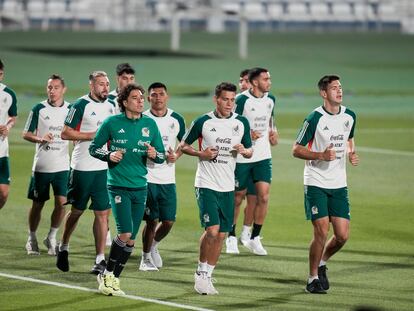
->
[56,250,69,272]
[90,260,106,275]
[318,265,329,290]
[305,279,327,294]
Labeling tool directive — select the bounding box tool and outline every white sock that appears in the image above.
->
[96,253,105,264]
[59,243,69,252]
[206,264,215,277]
[308,275,319,284]
[48,227,58,240]
[197,261,207,273]
[143,251,151,260]
[28,231,37,241]
[242,225,251,234]
[152,239,159,249]
[319,260,327,267]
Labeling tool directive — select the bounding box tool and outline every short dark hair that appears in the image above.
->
[48,74,65,87]
[215,82,237,97]
[318,75,340,91]
[117,83,145,112]
[0,59,4,71]
[116,63,135,76]
[240,69,250,78]
[248,67,268,83]
[148,82,167,93]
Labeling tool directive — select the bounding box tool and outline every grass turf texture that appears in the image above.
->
[0,31,413,310]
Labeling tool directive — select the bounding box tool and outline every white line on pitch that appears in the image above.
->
[0,272,214,311]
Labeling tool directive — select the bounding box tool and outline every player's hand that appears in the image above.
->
[109,150,124,163]
[166,147,177,163]
[199,146,218,161]
[144,142,156,160]
[41,132,54,144]
[349,151,359,166]
[322,144,336,161]
[269,130,278,146]
[233,144,252,158]
[251,130,262,141]
[0,125,9,138]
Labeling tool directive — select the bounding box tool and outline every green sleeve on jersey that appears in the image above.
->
[345,108,356,139]
[296,110,323,146]
[23,103,45,133]
[107,98,116,107]
[107,94,116,102]
[183,114,210,145]
[171,111,186,141]
[234,95,248,115]
[89,118,111,162]
[4,86,17,117]
[64,98,89,128]
[148,119,166,164]
[236,115,252,148]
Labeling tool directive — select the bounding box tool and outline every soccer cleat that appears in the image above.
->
[207,277,219,295]
[56,250,69,272]
[305,279,327,294]
[318,265,329,290]
[150,246,163,268]
[194,271,209,295]
[239,230,251,247]
[139,257,159,271]
[225,236,240,254]
[111,277,126,296]
[43,237,57,256]
[91,260,107,275]
[246,236,267,256]
[98,273,115,296]
[26,239,40,255]
[105,230,112,247]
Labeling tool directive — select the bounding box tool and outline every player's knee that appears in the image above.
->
[335,233,349,246]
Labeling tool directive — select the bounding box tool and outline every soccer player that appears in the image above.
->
[233,67,278,256]
[181,82,252,295]
[23,74,70,256]
[292,75,359,294]
[108,63,135,114]
[0,59,17,211]
[89,83,165,296]
[56,71,115,274]
[139,82,186,271]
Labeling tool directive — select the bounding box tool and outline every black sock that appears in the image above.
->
[107,236,127,272]
[113,244,134,278]
[229,224,236,237]
[251,223,262,239]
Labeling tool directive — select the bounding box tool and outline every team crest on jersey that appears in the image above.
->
[232,125,240,136]
[268,103,271,110]
[170,123,175,130]
[115,195,122,204]
[203,213,210,223]
[343,120,350,131]
[142,127,150,137]
[311,206,318,215]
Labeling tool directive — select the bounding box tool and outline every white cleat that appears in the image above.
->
[139,257,159,271]
[246,236,268,256]
[150,246,163,268]
[225,236,240,254]
[43,237,57,256]
[26,239,40,255]
[239,230,251,247]
[207,277,219,295]
[194,271,209,295]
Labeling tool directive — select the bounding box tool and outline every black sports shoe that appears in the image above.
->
[56,250,69,272]
[305,279,327,294]
[90,260,106,275]
[318,265,329,290]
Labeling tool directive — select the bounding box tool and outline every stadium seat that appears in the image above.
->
[332,2,355,23]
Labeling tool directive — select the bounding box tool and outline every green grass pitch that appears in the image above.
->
[0,31,413,310]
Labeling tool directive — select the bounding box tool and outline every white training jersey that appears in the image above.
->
[108,89,120,114]
[24,100,70,173]
[0,83,17,158]
[64,94,115,171]
[143,108,186,184]
[234,89,275,163]
[183,111,252,192]
[296,105,356,189]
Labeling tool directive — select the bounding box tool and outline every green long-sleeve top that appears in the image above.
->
[89,113,165,188]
